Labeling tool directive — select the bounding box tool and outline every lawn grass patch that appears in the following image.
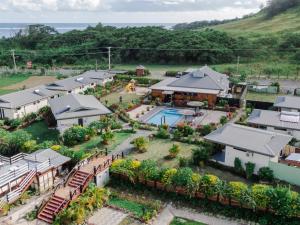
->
[72,132,132,152]
[108,197,151,218]
[171,217,207,225]
[100,90,141,107]
[0,89,17,95]
[23,120,60,143]
[129,139,197,168]
[0,73,30,88]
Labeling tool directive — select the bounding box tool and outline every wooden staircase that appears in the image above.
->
[37,195,69,224]
[68,171,91,189]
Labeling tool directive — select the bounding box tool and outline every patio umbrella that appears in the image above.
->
[187,101,205,114]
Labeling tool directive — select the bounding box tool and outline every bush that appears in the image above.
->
[165,71,179,77]
[192,146,211,166]
[101,130,115,145]
[133,136,149,153]
[200,124,212,136]
[168,144,180,158]
[178,157,189,167]
[258,167,274,182]
[245,162,255,179]
[63,126,90,146]
[220,116,228,125]
[155,128,170,139]
[234,157,244,175]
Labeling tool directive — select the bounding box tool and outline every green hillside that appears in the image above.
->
[213,6,300,36]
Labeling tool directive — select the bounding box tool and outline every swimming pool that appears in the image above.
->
[146,108,183,126]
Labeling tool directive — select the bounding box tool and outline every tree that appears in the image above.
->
[234,157,244,175]
[245,162,255,179]
[266,0,300,18]
[132,137,149,153]
[192,146,211,166]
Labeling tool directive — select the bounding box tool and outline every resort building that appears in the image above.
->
[0,85,61,120]
[150,66,229,107]
[274,96,300,112]
[204,123,292,173]
[49,94,111,133]
[248,109,300,139]
[0,149,70,206]
[45,70,117,94]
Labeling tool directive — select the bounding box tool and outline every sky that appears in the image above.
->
[0,0,268,23]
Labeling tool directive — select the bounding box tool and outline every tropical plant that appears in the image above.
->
[252,184,271,209]
[192,146,211,166]
[220,116,228,125]
[132,136,149,153]
[162,168,177,186]
[138,160,160,180]
[258,167,274,182]
[101,129,115,145]
[200,124,212,136]
[234,157,244,175]
[168,144,181,158]
[228,181,248,203]
[200,174,220,198]
[245,162,255,179]
[155,127,170,139]
[63,126,90,146]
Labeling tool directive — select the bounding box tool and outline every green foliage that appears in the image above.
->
[133,136,149,153]
[155,127,170,139]
[200,125,212,136]
[234,157,244,175]
[258,167,274,182]
[175,123,194,137]
[245,162,256,179]
[266,0,300,18]
[192,145,212,166]
[63,126,91,146]
[169,144,181,158]
[54,184,110,225]
[138,160,160,180]
[101,129,115,145]
[252,184,271,209]
[220,116,228,125]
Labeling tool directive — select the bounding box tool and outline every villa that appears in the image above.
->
[274,96,300,112]
[49,94,111,133]
[0,85,61,120]
[204,123,293,173]
[0,149,70,205]
[150,66,229,108]
[248,109,300,139]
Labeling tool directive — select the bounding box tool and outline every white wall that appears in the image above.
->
[57,115,101,133]
[96,168,110,187]
[224,146,277,173]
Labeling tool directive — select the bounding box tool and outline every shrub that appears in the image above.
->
[178,157,189,167]
[162,168,177,186]
[200,174,220,197]
[258,167,274,182]
[155,128,170,139]
[252,184,271,209]
[138,160,160,180]
[51,145,61,151]
[192,146,211,166]
[23,112,37,123]
[63,126,90,146]
[101,130,115,145]
[234,157,244,175]
[22,140,38,153]
[200,124,212,136]
[168,144,180,158]
[132,136,149,153]
[220,116,228,125]
[165,71,179,77]
[228,181,248,200]
[245,162,255,179]
[9,118,22,129]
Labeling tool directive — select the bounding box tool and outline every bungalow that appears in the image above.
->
[248,109,300,139]
[150,66,229,107]
[0,86,60,120]
[0,149,70,205]
[49,94,111,133]
[204,123,292,173]
[45,70,118,94]
[274,96,300,112]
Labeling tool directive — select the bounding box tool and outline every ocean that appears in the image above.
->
[0,23,176,38]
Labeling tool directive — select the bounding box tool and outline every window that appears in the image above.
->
[0,108,4,119]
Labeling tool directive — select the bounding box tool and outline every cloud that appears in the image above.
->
[0,0,267,12]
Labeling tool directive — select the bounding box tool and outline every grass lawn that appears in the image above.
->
[0,89,17,95]
[246,92,280,103]
[23,120,60,143]
[100,91,141,107]
[130,139,197,168]
[0,73,30,88]
[72,132,132,152]
[108,197,152,218]
[171,217,206,225]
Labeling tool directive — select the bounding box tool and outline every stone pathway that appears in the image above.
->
[153,205,248,225]
[88,207,128,225]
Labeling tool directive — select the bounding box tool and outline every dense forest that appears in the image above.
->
[0,0,299,68]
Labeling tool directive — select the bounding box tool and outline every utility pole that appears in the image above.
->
[236,55,240,75]
[11,50,17,71]
[107,47,111,70]
[95,59,98,71]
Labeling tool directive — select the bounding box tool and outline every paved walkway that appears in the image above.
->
[153,205,248,225]
[88,207,127,225]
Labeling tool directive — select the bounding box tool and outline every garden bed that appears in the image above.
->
[171,217,207,225]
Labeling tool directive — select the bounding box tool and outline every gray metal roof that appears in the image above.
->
[248,109,300,131]
[0,85,60,109]
[49,94,111,120]
[45,70,117,91]
[150,66,229,94]
[26,148,70,168]
[204,123,292,157]
[274,96,300,110]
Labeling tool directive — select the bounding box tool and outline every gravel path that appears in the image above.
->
[88,207,127,225]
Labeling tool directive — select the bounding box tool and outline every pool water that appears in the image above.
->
[147,109,183,126]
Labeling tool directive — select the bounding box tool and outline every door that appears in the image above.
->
[78,118,83,126]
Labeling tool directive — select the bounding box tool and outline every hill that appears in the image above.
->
[212,6,300,36]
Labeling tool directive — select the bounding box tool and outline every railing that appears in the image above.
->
[36,160,52,173]
[0,153,28,165]
[0,163,30,188]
